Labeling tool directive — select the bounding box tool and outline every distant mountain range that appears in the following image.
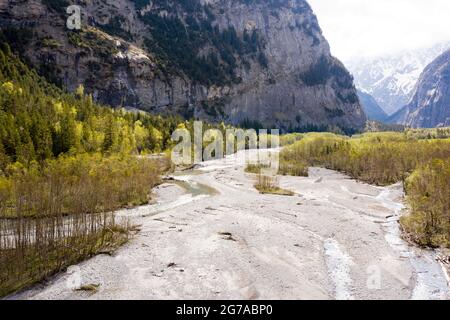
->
[347,42,450,115]
[357,90,388,122]
[388,50,450,128]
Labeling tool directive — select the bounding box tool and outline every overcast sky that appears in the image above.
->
[308,0,450,61]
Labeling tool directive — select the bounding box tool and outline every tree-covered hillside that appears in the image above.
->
[0,40,191,296]
[0,41,183,173]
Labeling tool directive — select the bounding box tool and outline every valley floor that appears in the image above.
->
[10,150,450,300]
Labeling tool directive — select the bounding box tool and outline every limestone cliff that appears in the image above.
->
[0,0,366,132]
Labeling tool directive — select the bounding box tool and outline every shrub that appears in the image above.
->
[401,159,450,247]
[280,133,303,146]
[278,158,309,177]
[254,174,294,196]
[245,162,274,174]
[0,154,161,297]
[1,154,161,218]
[281,132,450,185]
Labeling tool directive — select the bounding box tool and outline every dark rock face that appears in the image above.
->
[389,50,450,128]
[0,0,366,132]
[357,90,388,122]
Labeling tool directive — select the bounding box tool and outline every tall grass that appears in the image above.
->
[0,154,162,297]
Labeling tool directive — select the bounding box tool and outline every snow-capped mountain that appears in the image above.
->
[389,49,450,128]
[346,42,450,115]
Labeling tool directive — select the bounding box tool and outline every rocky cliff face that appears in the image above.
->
[0,0,366,132]
[389,50,450,128]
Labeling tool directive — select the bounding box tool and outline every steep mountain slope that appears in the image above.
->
[389,50,450,128]
[387,105,408,126]
[0,0,365,133]
[0,42,185,169]
[357,90,388,122]
[347,42,449,115]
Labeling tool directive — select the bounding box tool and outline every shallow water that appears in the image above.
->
[324,238,355,300]
[376,188,449,300]
[120,174,219,218]
[171,176,219,197]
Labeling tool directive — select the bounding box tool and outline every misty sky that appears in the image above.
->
[308,0,450,61]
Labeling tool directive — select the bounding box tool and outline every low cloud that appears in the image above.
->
[308,0,450,60]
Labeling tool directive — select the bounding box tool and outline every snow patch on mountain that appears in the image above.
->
[346,42,450,115]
